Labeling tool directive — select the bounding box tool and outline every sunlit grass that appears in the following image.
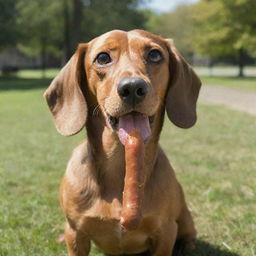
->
[201,75,256,91]
[2,68,256,91]
[0,77,255,255]
[17,69,59,79]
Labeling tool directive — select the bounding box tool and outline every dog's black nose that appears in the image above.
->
[117,77,148,105]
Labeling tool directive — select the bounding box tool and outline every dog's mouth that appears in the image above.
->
[106,112,154,145]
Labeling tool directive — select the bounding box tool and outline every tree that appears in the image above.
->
[1,0,147,72]
[62,0,85,61]
[63,0,72,60]
[16,0,147,66]
[79,0,147,42]
[146,4,195,61]
[192,0,256,77]
[221,0,256,76]
[16,0,64,75]
[0,0,19,51]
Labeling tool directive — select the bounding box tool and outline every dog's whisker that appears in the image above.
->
[92,105,100,116]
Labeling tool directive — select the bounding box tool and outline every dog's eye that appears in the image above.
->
[95,52,112,66]
[148,49,163,63]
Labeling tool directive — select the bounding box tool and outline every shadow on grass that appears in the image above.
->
[0,77,52,91]
[173,240,239,256]
[107,240,240,256]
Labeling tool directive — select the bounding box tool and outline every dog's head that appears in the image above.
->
[44,30,201,142]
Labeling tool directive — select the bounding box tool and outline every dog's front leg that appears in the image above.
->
[65,223,91,256]
[150,221,177,256]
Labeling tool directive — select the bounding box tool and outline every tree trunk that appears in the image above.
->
[208,57,214,76]
[63,0,72,61]
[41,36,47,79]
[72,0,83,51]
[238,48,245,77]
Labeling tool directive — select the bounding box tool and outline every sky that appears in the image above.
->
[142,0,199,13]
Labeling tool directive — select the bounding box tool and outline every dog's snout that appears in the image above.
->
[117,77,148,105]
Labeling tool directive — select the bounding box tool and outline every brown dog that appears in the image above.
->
[44,30,201,256]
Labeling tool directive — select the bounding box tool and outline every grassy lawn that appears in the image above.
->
[201,76,256,92]
[0,76,255,256]
[3,68,256,91]
[17,69,59,79]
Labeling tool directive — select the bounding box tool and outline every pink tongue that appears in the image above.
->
[118,113,151,145]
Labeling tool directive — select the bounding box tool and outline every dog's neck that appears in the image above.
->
[86,107,165,162]
[85,107,165,196]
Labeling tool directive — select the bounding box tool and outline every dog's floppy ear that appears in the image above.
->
[165,39,201,128]
[44,44,88,136]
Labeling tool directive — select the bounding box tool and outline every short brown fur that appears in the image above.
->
[44,29,201,256]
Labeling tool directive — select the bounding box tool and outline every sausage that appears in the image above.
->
[120,130,145,230]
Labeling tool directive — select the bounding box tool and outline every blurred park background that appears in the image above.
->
[1,0,256,78]
[0,0,256,256]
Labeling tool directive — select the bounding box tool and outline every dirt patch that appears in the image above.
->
[199,85,256,116]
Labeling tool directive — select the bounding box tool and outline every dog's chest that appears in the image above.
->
[84,218,150,254]
[79,199,152,254]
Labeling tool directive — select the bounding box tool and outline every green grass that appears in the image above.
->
[201,76,256,92]
[0,77,255,256]
[161,106,256,256]
[17,69,59,79]
[3,68,256,91]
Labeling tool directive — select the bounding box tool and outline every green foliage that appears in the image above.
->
[3,0,146,60]
[16,0,63,57]
[221,0,256,54]
[146,4,195,59]
[192,0,256,57]
[0,0,19,51]
[145,0,256,69]
[79,0,147,42]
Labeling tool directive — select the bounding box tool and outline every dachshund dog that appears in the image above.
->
[44,29,201,256]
